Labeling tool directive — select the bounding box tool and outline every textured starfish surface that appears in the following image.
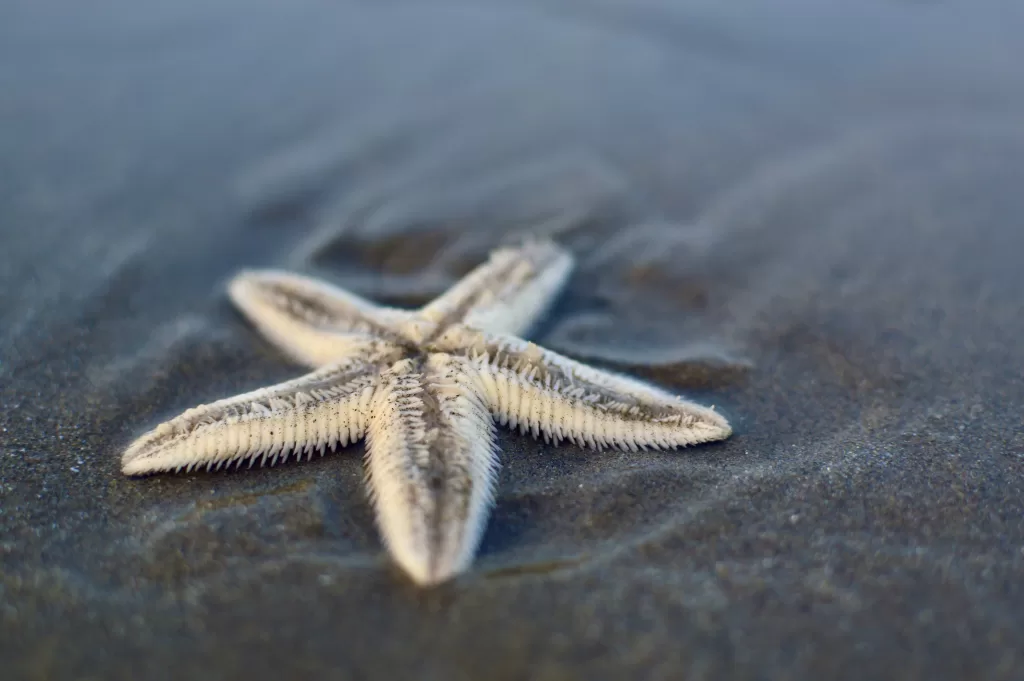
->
[122,239,732,585]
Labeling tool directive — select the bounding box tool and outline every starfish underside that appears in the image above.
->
[122,239,732,585]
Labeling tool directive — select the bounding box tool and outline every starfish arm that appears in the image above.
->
[364,354,499,586]
[228,269,415,367]
[439,328,732,451]
[419,239,574,335]
[121,345,399,476]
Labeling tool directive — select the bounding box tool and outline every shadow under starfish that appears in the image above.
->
[121,239,732,586]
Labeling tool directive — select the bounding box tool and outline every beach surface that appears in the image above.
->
[2,1,1023,679]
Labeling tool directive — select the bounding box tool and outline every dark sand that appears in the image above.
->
[2,1,1023,679]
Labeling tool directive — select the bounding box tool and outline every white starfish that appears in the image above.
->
[122,239,732,585]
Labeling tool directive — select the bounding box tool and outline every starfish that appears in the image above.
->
[122,239,732,585]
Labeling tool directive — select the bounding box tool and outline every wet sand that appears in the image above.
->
[2,1,1023,679]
